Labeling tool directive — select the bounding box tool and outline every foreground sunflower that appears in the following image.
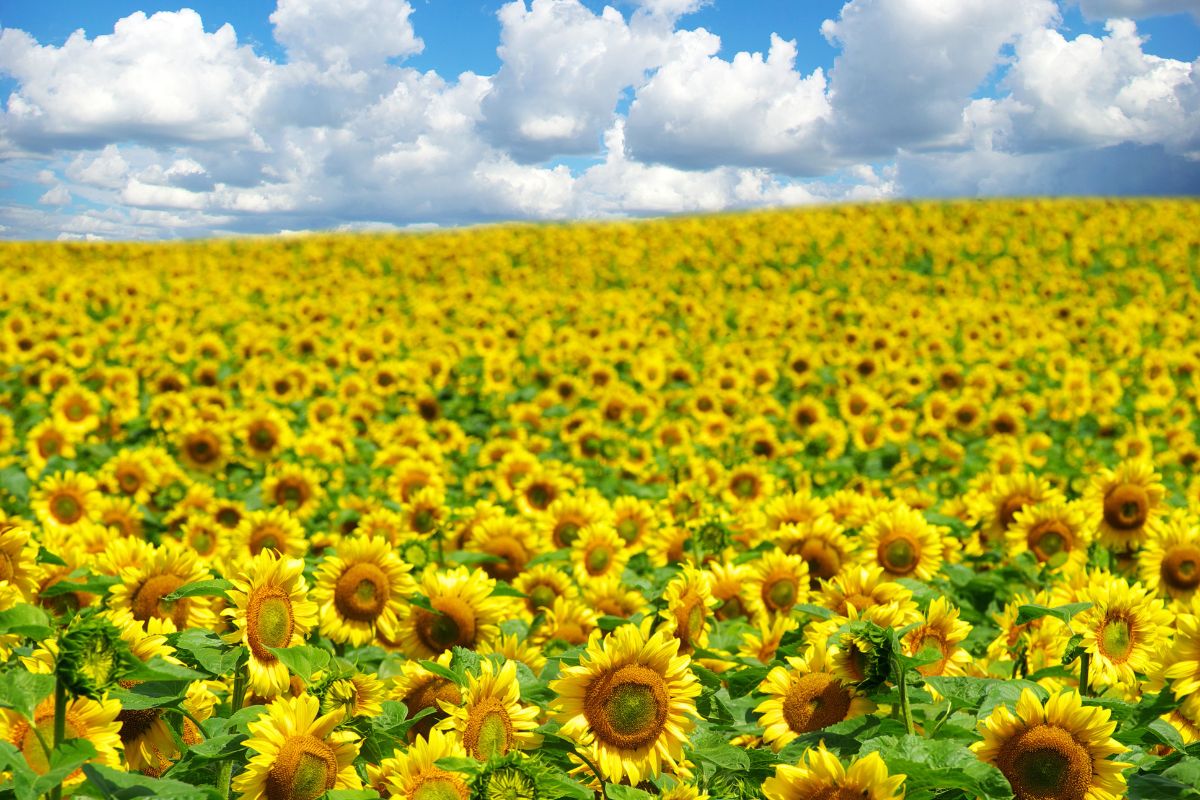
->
[312,535,415,646]
[0,694,123,785]
[439,658,541,760]
[763,744,904,800]
[858,505,943,581]
[754,640,873,751]
[396,566,513,660]
[383,728,470,800]
[658,563,718,654]
[973,689,1129,800]
[1138,511,1200,601]
[550,622,700,785]
[1077,577,1172,689]
[234,694,361,800]
[224,550,319,697]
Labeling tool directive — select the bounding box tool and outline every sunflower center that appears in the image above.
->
[275,482,306,510]
[585,664,670,750]
[247,587,294,661]
[528,584,556,610]
[765,578,797,611]
[187,437,218,465]
[1103,484,1148,531]
[117,706,162,746]
[1028,521,1072,562]
[1100,617,1134,662]
[1162,545,1200,591]
[464,697,513,759]
[403,677,461,740]
[781,672,853,733]
[795,538,841,586]
[616,519,640,544]
[415,598,476,654]
[879,535,919,575]
[50,493,83,524]
[997,724,1092,800]
[1000,495,1034,529]
[334,562,389,622]
[585,545,612,575]
[131,574,190,628]
[265,735,338,800]
[412,508,436,534]
[554,521,581,548]
[482,536,527,582]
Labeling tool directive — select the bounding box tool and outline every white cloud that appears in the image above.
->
[821,0,1059,156]
[625,32,832,175]
[269,0,423,68]
[0,10,272,149]
[479,0,692,162]
[65,145,129,189]
[1076,0,1200,19]
[38,184,70,205]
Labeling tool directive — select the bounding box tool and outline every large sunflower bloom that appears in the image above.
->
[383,728,470,800]
[973,689,1129,800]
[1085,459,1165,552]
[1077,577,1172,690]
[312,535,415,647]
[1138,511,1200,602]
[0,695,122,785]
[550,622,700,786]
[108,540,217,632]
[858,505,943,581]
[233,694,361,800]
[396,566,514,660]
[438,659,541,760]
[223,550,319,698]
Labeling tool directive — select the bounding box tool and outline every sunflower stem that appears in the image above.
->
[218,659,248,800]
[1079,651,1092,697]
[48,674,67,800]
[896,666,915,736]
[573,750,608,800]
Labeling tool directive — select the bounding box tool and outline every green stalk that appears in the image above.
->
[573,750,608,800]
[1079,651,1092,697]
[217,660,248,800]
[896,665,915,736]
[48,675,68,800]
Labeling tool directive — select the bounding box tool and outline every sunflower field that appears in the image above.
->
[0,199,1199,800]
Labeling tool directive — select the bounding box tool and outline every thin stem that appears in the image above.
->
[217,659,249,800]
[896,666,915,736]
[48,675,68,800]
[1079,651,1092,697]
[173,707,208,742]
[573,750,608,800]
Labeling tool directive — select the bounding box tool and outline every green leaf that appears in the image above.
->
[81,762,221,800]
[14,739,97,800]
[1061,633,1085,666]
[417,658,463,686]
[269,645,332,683]
[1015,602,1091,625]
[597,615,632,631]
[923,676,992,713]
[858,735,1011,800]
[162,579,232,601]
[0,670,56,721]
[690,731,750,771]
[489,582,527,598]
[186,732,243,759]
[111,683,188,711]
[0,606,52,640]
[408,593,437,613]
[0,466,30,502]
[432,756,482,775]
[794,604,835,620]
[725,666,769,698]
[322,791,381,800]
[606,786,654,800]
[445,550,501,566]
[172,630,240,677]
[35,547,67,567]
[1128,771,1200,800]
[124,657,206,683]
[39,571,120,597]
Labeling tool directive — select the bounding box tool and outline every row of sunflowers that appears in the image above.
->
[0,199,1199,800]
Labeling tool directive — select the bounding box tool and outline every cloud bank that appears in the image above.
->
[0,0,1197,239]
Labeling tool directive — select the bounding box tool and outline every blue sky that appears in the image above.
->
[0,0,1197,239]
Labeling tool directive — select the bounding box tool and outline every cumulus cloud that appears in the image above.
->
[625,32,832,175]
[0,10,272,150]
[38,185,70,205]
[269,0,423,68]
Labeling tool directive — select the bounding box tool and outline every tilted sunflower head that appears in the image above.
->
[471,752,551,800]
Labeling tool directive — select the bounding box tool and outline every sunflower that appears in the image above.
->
[744,549,810,622]
[1138,511,1200,601]
[1009,499,1090,570]
[902,596,973,679]
[659,564,718,654]
[970,472,1062,550]
[1164,693,1200,745]
[1163,597,1200,698]
[0,695,123,785]
[181,514,227,562]
[779,516,854,588]
[611,496,657,546]
[240,408,294,462]
[0,522,38,600]
[550,622,700,785]
[231,507,308,562]
[763,744,904,800]
[321,672,385,719]
[108,541,217,632]
[973,689,1129,800]
[738,615,799,665]
[858,506,943,582]
[106,610,185,771]
[224,550,319,698]
[313,536,414,647]
[31,470,100,533]
[1077,577,1172,690]
[1086,459,1165,552]
[818,565,919,627]
[383,728,470,800]
[390,652,461,741]
[176,419,232,474]
[705,559,750,620]
[571,523,630,585]
[531,595,599,650]
[396,566,514,660]
[582,575,647,619]
[540,493,610,549]
[754,640,874,751]
[438,659,541,760]
[469,515,540,582]
[234,694,361,800]
[263,463,326,521]
[512,563,578,616]
[95,495,144,541]
[478,632,548,676]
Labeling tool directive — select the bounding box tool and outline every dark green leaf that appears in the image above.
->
[0,606,52,640]
[0,670,56,721]
[269,645,332,683]
[162,579,232,601]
